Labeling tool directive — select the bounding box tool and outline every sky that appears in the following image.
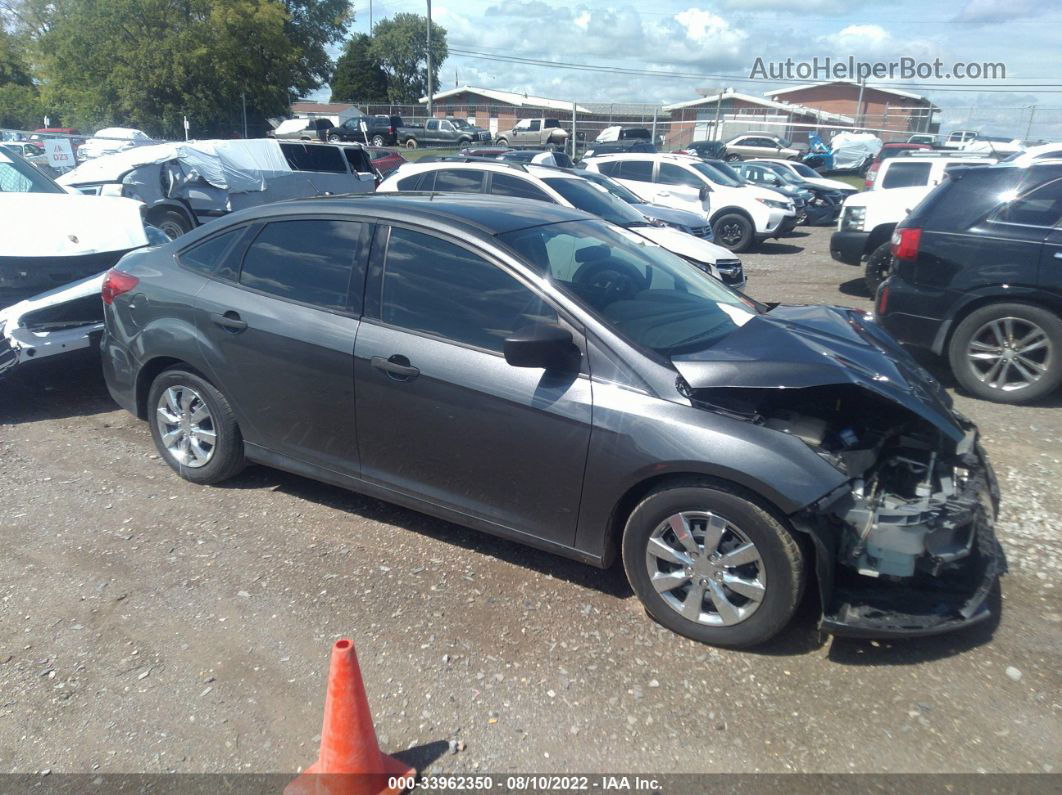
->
[339,0,1062,139]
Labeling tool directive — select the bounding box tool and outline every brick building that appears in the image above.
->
[763,81,940,139]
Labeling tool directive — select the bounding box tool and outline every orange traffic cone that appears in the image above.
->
[286,638,415,795]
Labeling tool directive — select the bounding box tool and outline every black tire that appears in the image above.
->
[327,134,341,143]
[147,368,246,484]
[712,212,755,252]
[405,138,418,149]
[724,153,742,162]
[948,303,1062,404]
[495,137,508,147]
[150,208,193,240]
[864,241,893,295]
[371,135,385,147]
[622,481,805,648]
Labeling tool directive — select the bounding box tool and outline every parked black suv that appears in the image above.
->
[100,194,1002,647]
[328,114,404,147]
[878,161,1062,404]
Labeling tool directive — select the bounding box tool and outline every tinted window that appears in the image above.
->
[542,177,646,226]
[396,172,428,191]
[240,220,363,312]
[618,160,653,182]
[179,229,241,275]
[344,147,373,174]
[991,178,1062,228]
[881,162,932,189]
[490,173,550,201]
[433,169,485,192]
[596,161,620,177]
[281,143,347,173]
[381,227,556,353]
[658,163,702,188]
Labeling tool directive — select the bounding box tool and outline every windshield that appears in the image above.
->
[579,171,644,204]
[542,177,648,227]
[691,161,743,187]
[0,149,64,193]
[704,160,746,184]
[499,220,756,356]
[776,137,793,148]
[790,162,820,178]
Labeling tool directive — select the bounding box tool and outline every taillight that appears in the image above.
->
[101,268,139,305]
[865,163,878,187]
[891,227,922,261]
[876,284,889,315]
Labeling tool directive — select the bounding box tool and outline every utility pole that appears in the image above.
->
[1025,104,1037,141]
[571,100,577,158]
[241,91,248,139]
[369,0,372,33]
[426,0,433,118]
[713,89,723,141]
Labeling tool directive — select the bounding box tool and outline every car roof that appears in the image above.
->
[393,159,577,180]
[236,192,593,235]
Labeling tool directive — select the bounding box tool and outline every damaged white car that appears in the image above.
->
[0,148,162,377]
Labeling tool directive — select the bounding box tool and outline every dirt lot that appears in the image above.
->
[1,225,1060,777]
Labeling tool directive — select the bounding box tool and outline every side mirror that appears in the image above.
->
[698,185,711,202]
[504,324,580,371]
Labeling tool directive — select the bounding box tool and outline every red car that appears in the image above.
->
[366,146,407,182]
[865,142,932,187]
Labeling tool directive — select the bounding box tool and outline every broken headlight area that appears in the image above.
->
[691,383,1005,636]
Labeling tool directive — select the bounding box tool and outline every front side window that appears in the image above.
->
[618,160,653,182]
[528,120,541,132]
[881,162,932,189]
[381,227,557,353]
[433,169,485,192]
[658,163,702,188]
[499,220,756,355]
[240,219,364,312]
[490,173,550,201]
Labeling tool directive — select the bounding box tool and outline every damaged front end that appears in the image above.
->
[674,304,1006,638]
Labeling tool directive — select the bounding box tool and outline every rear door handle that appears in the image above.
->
[211,311,247,332]
[1054,252,1062,260]
[371,355,420,381]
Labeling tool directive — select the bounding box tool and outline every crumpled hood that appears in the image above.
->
[0,193,147,257]
[671,304,965,442]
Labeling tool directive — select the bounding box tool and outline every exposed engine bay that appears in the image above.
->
[690,383,1004,635]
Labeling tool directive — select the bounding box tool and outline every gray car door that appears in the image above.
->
[353,224,592,545]
[193,216,371,473]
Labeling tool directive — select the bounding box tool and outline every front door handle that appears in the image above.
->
[211,311,247,332]
[371,354,420,382]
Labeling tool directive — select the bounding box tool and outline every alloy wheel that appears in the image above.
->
[155,385,217,468]
[966,316,1052,392]
[643,511,766,626]
[719,222,744,246]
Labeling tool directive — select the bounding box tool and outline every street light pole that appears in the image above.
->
[426,0,433,118]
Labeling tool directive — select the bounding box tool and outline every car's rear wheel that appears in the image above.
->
[495,137,508,147]
[148,369,245,484]
[864,241,893,295]
[371,135,385,147]
[712,213,754,252]
[327,134,341,143]
[405,138,418,149]
[622,482,805,648]
[948,303,1062,404]
[725,153,742,162]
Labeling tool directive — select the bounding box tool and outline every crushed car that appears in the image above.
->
[0,147,162,377]
[58,138,377,238]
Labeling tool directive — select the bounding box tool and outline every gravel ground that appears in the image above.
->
[1,225,1060,777]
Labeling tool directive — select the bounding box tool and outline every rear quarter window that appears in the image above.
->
[910,168,1022,231]
[280,143,347,173]
[178,229,243,276]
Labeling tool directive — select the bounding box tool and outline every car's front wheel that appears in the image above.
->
[622,482,805,648]
[724,153,742,162]
[864,241,893,295]
[495,137,508,147]
[327,134,341,143]
[948,303,1062,404]
[148,368,246,484]
[712,213,754,252]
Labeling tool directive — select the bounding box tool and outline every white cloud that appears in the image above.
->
[954,0,1044,23]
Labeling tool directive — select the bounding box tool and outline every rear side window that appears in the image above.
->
[240,220,365,312]
[912,168,1021,231]
[990,178,1062,228]
[178,229,242,276]
[618,160,653,182]
[881,162,932,189]
[381,227,556,353]
[490,173,550,201]
[280,143,347,173]
[433,169,484,192]
[344,147,373,174]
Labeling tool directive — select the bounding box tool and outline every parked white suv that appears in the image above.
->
[871,152,995,191]
[377,160,746,288]
[581,153,797,251]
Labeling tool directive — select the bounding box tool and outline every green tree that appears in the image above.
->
[0,28,43,128]
[330,32,386,102]
[18,0,352,138]
[369,12,446,104]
